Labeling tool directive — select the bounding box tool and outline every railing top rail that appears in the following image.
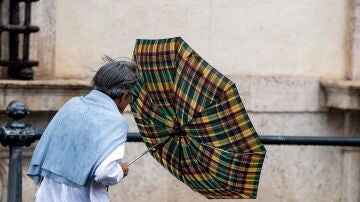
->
[30,131,360,147]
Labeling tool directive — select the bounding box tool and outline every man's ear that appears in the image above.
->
[121,93,130,101]
[114,97,121,106]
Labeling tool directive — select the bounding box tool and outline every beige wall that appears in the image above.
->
[49,0,350,80]
[0,76,357,202]
[0,0,359,202]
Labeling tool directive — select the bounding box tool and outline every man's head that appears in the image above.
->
[91,56,139,112]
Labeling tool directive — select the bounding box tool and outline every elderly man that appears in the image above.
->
[27,57,139,202]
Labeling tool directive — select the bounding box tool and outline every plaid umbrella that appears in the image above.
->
[130,37,266,199]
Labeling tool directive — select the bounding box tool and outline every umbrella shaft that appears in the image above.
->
[127,149,149,167]
[127,142,162,167]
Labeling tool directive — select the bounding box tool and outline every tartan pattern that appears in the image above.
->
[131,37,266,199]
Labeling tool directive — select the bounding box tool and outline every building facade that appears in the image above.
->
[0,0,359,201]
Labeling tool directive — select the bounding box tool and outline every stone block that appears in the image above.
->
[249,111,344,137]
[321,79,360,110]
[0,80,90,111]
[31,0,56,79]
[341,149,360,202]
[0,77,357,202]
[0,111,353,202]
[227,76,252,110]
[350,111,360,136]
[0,76,326,113]
[350,0,360,80]
[248,76,324,112]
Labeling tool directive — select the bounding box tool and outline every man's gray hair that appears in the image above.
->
[91,55,139,100]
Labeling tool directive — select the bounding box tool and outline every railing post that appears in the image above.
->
[0,100,38,202]
[8,146,23,202]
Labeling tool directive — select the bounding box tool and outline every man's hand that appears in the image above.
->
[119,162,129,177]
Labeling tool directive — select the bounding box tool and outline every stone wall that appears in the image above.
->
[0,76,359,202]
[23,0,352,80]
[0,0,359,201]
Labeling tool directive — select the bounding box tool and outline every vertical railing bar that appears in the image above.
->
[0,0,3,60]
[9,0,19,61]
[23,0,31,60]
[8,146,23,202]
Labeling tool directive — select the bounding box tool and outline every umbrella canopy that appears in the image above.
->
[130,37,266,199]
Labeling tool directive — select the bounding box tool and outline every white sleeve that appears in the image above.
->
[93,143,125,186]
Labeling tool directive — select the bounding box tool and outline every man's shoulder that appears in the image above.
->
[61,96,85,109]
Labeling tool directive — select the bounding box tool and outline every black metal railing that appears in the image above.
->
[0,101,37,202]
[1,100,360,202]
[126,133,360,146]
[0,0,40,79]
[31,132,360,147]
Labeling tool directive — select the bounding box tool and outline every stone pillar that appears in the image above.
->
[0,160,8,202]
[342,2,360,200]
[350,0,360,80]
[341,111,360,202]
[31,0,56,79]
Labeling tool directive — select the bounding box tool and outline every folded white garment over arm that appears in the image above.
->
[93,143,125,186]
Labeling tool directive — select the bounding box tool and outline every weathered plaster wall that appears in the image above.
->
[1,76,358,202]
[0,0,359,202]
[30,0,351,79]
[350,0,360,80]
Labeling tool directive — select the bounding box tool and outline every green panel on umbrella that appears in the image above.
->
[131,37,266,199]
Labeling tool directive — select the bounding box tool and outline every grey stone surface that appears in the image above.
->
[0,0,358,200]
[351,0,360,80]
[350,111,360,136]
[0,80,90,111]
[0,110,355,202]
[31,0,56,79]
[9,143,347,202]
[0,76,327,112]
[0,0,9,79]
[16,143,346,202]
[321,79,360,110]
[341,149,360,202]
[250,111,345,137]
[229,76,325,112]
[248,76,324,112]
[0,77,358,202]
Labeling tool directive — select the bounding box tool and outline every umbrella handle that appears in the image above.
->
[127,142,161,167]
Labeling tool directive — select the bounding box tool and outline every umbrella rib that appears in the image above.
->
[200,143,266,155]
[178,136,184,182]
